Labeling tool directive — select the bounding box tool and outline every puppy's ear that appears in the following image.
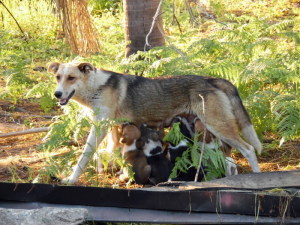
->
[171,116,181,125]
[77,62,95,74]
[135,138,145,149]
[151,132,159,141]
[158,128,165,140]
[48,62,60,74]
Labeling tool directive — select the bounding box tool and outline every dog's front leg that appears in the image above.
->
[62,126,107,184]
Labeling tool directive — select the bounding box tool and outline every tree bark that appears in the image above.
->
[123,0,165,57]
[55,0,100,56]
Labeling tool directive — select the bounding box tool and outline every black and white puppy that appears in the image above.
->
[167,116,204,182]
[137,125,172,185]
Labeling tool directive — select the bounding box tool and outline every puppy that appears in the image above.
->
[118,123,151,185]
[138,125,172,185]
[167,116,204,181]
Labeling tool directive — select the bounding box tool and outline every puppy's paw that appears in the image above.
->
[225,157,238,177]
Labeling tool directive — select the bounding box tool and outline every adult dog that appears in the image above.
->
[48,61,262,184]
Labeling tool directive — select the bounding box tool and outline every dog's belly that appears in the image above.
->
[130,106,191,127]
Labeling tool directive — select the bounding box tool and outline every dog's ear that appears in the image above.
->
[48,62,60,74]
[77,62,94,74]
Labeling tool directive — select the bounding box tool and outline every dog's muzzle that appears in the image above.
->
[54,90,75,105]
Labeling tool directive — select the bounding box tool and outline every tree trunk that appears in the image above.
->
[55,0,100,56]
[123,0,165,57]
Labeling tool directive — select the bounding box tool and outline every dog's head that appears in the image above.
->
[48,62,95,105]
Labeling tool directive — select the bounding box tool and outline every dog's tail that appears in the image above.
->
[209,78,263,154]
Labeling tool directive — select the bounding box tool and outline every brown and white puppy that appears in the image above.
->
[118,123,151,185]
[48,61,261,184]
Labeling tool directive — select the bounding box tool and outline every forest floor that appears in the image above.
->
[0,93,299,187]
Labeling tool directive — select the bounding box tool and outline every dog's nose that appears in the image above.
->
[54,91,62,99]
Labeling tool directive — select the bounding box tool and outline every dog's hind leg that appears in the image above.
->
[220,135,260,172]
[62,127,107,184]
[192,91,260,172]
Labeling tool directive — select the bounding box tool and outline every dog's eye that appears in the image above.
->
[56,75,60,80]
[68,76,75,81]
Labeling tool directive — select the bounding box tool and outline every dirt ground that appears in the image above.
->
[0,97,299,186]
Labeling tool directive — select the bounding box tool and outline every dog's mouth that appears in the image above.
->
[59,90,75,105]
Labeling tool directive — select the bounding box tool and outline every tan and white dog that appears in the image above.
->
[48,61,262,184]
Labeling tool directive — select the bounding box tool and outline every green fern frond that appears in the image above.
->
[163,122,186,145]
[204,61,243,82]
[279,31,300,44]
[202,145,226,180]
[225,14,253,24]
[190,133,202,168]
[267,20,294,34]
[271,93,300,139]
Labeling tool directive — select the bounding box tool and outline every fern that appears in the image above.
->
[204,61,243,82]
[26,82,57,112]
[271,93,300,139]
[267,20,294,34]
[170,149,192,178]
[190,133,201,168]
[163,122,186,145]
[202,144,226,180]
[41,102,91,150]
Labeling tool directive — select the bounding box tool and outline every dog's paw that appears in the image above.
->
[61,176,78,185]
[32,175,41,184]
[119,174,129,182]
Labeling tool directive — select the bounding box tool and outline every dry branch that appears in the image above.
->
[194,94,207,182]
[0,113,54,119]
[0,0,27,40]
[0,127,49,138]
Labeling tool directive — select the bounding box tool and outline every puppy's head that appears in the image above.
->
[170,116,194,140]
[119,123,141,146]
[48,62,95,105]
[138,124,164,156]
